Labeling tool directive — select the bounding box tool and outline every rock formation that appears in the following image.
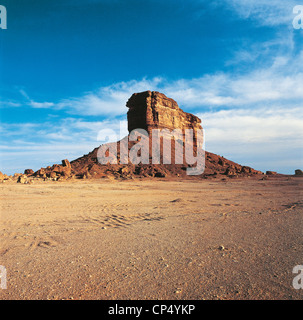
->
[266,171,277,175]
[4,91,265,182]
[69,91,263,179]
[295,169,303,175]
[24,169,34,175]
[127,91,202,142]
[62,159,71,168]
[33,163,73,181]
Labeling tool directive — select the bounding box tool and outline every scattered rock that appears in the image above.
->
[49,171,57,179]
[154,171,166,178]
[24,169,34,175]
[17,175,27,184]
[218,158,225,166]
[241,166,251,174]
[62,159,71,168]
[119,167,132,178]
[225,168,236,176]
[266,171,277,175]
[35,168,46,177]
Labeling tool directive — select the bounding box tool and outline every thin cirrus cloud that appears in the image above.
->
[29,101,55,109]
[18,89,55,109]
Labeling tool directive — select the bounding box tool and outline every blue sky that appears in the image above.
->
[0,0,302,174]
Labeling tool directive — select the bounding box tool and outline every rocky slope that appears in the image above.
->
[2,91,267,183]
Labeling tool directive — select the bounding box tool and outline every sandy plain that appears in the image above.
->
[0,176,302,300]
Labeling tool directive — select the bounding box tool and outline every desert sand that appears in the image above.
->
[0,176,302,300]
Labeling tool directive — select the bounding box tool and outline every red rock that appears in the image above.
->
[69,92,264,179]
[24,169,34,175]
[241,166,251,174]
[266,171,277,175]
[62,159,71,168]
[17,175,27,184]
[225,167,237,176]
[127,91,202,142]
[13,91,264,180]
[49,171,57,179]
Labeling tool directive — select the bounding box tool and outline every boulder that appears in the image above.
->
[51,165,71,177]
[24,169,34,175]
[241,166,251,174]
[119,167,132,177]
[218,158,225,166]
[225,167,237,176]
[295,169,303,175]
[35,168,46,177]
[17,175,27,184]
[61,167,71,177]
[49,171,57,179]
[62,159,71,168]
[51,165,62,173]
[154,171,166,178]
[266,171,277,175]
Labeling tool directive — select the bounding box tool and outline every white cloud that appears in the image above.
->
[23,62,303,116]
[198,106,303,173]
[17,89,55,109]
[0,118,125,174]
[0,142,99,175]
[225,33,295,66]
[29,101,55,109]
[0,101,21,108]
[199,106,303,144]
[13,42,302,117]
[1,103,302,175]
[2,24,302,174]
[221,0,298,26]
[57,77,164,116]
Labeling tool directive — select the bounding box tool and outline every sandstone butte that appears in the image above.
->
[2,90,290,183]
